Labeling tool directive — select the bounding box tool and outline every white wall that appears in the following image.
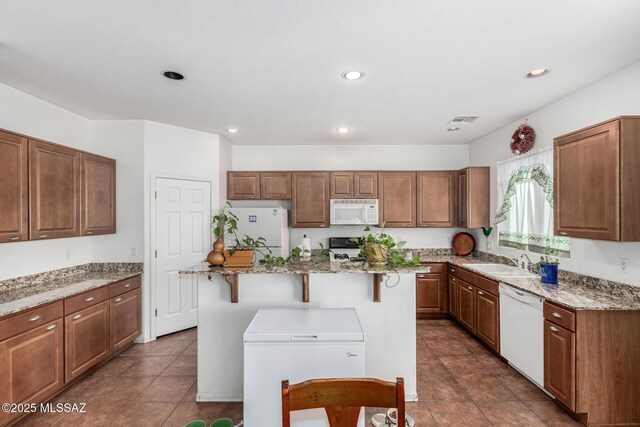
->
[469,61,640,286]
[90,120,145,262]
[0,83,93,279]
[232,144,469,250]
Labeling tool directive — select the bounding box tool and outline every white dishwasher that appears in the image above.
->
[244,308,365,427]
[499,283,545,388]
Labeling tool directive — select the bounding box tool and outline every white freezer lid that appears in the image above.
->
[244,308,365,343]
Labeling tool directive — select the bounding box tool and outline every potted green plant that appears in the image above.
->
[352,224,407,266]
[208,202,238,266]
[225,234,272,268]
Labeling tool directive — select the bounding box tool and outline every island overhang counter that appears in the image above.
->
[179,261,432,402]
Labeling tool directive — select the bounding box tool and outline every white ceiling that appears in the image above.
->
[2,0,640,145]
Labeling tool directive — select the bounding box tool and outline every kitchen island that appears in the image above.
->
[179,260,430,402]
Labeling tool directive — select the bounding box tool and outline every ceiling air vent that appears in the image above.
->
[449,116,479,124]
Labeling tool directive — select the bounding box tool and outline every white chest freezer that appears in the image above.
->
[243,308,366,427]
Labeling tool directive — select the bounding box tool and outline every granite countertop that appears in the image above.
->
[0,264,143,319]
[180,251,640,311]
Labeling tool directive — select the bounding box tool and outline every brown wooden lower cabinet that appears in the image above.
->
[0,318,64,425]
[110,288,141,353]
[476,289,499,352]
[448,276,459,319]
[457,280,476,332]
[65,300,110,381]
[544,319,575,411]
[416,266,447,315]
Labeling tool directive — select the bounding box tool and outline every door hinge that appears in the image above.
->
[155,191,158,199]
[155,308,158,317]
[155,250,157,258]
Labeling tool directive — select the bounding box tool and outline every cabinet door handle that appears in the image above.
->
[28,314,42,322]
[417,275,425,278]
[9,236,21,241]
[86,231,93,235]
[124,284,131,288]
[46,324,57,330]
[478,291,484,295]
[39,234,48,238]
[451,277,456,282]
[559,231,568,236]
[84,296,95,302]
[468,286,473,290]
[549,326,559,332]
[552,312,562,318]
[114,297,123,302]
[72,314,82,320]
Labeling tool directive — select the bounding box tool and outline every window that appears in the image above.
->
[495,146,570,257]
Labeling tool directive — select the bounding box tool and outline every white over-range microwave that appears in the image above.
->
[330,199,379,225]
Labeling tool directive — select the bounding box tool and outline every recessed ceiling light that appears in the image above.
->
[341,70,365,81]
[447,127,461,132]
[163,71,184,80]
[226,128,239,133]
[525,68,550,78]
[337,127,350,133]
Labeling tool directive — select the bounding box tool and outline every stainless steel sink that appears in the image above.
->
[465,263,537,278]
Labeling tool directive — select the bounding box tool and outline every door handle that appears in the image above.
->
[468,286,473,290]
[549,326,559,332]
[39,234,48,238]
[84,296,95,302]
[72,314,82,320]
[46,324,57,330]
[9,236,21,241]
[28,315,42,322]
[124,284,131,288]
[86,231,93,235]
[114,297,123,302]
[552,312,562,318]
[478,291,484,295]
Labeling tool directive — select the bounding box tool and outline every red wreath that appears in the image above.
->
[510,124,536,155]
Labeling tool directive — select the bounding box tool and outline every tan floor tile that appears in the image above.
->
[417,374,469,401]
[138,376,196,402]
[91,356,137,377]
[405,402,438,425]
[455,373,519,402]
[183,341,197,356]
[182,383,198,402]
[89,375,155,402]
[118,341,157,357]
[426,339,471,356]
[524,400,583,426]
[498,373,551,401]
[54,372,115,400]
[53,402,122,426]
[111,402,178,427]
[476,353,518,375]
[417,354,451,376]
[162,355,197,376]
[121,355,178,376]
[145,339,192,356]
[440,354,490,376]
[160,328,197,342]
[427,401,492,426]
[476,400,547,426]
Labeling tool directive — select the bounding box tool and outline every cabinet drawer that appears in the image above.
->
[448,265,458,277]
[544,301,576,332]
[475,275,499,296]
[110,275,141,297]
[456,267,476,285]
[0,301,63,342]
[64,286,109,315]
[418,263,445,274]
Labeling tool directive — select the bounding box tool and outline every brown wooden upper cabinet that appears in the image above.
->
[0,130,28,243]
[227,172,261,199]
[80,153,116,236]
[378,172,416,227]
[261,172,292,200]
[554,117,640,241]
[417,171,456,227]
[29,139,81,240]
[291,172,330,228]
[457,167,490,229]
[330,172,354,198]
[330,171,378,199]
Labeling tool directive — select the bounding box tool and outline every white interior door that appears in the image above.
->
[155,178,211,336]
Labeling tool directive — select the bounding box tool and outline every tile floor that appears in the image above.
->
[16,319,581,426]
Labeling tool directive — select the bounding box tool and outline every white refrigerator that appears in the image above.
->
[244,308,366,427]
[227,207,289,258]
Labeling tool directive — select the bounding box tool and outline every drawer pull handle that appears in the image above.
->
[552,312,562,318]
[550,326,559,332]
[28,315,42,322]
[468,286,473,290]
[478,291,484,295]
[86,231,93,235]
[39,234,48,238]
[9,236,21,241]
[451,278,456,282]
[515,290,525,296]
[114,297,123,302]
[72,314,82,320]
[85,297,95,302]
[559,231,568,236]
[124,284,131,288]
[46,324,57,330]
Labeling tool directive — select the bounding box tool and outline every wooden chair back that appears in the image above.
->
[281,377,405,427]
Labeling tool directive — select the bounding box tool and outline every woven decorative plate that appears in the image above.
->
[452,232,476,256]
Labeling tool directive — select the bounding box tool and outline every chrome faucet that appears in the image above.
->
[496,253,519,267]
